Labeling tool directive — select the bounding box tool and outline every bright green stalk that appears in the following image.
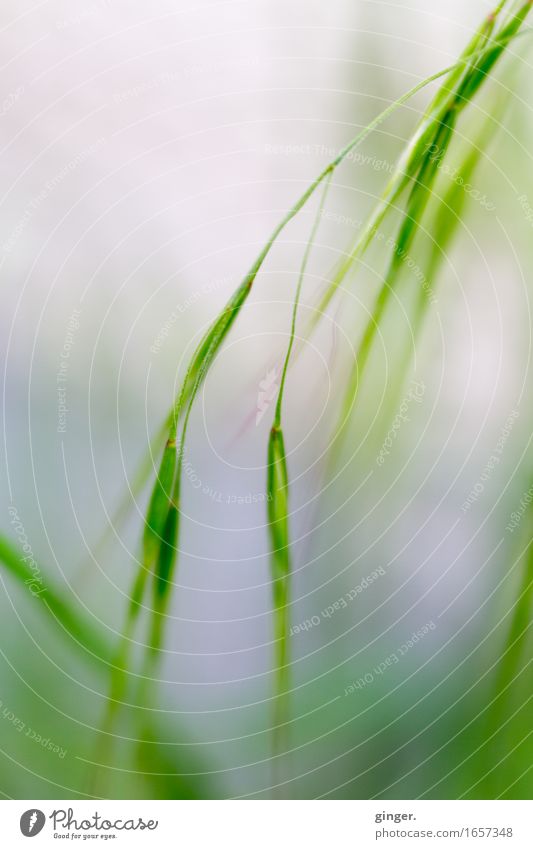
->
[457,1,533,105]
[383,123,496,425]
[99,436,178,727]
[77,416,169,583]
[267,425,291,756]
[411,110,501,355]
[328,114,457,465]
[265,176,332,764]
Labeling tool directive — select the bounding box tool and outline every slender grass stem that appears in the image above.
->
[265,176,332,785]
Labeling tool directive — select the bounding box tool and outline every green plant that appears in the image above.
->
[1,0,531,800]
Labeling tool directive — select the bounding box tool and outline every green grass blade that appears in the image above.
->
[457,1,533,104]
[329,113,456,464]
[143,439,178,566]
[385,116,499,420]
[267,424,291,757]
[264,176,332,769]
[148,502,179,658]
[0,534,112,664]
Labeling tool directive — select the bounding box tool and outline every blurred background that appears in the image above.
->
[0,0,532,799]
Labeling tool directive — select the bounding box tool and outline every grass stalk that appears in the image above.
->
[265,176,332,780]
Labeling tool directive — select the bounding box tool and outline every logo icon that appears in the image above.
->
[20,810,46,837]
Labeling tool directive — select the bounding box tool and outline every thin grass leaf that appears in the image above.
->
[264,176,332,764]
[423,7,499,115]
[457,1,533,105]
[328,115,457,465]
[98,435,179,742]
[380,111,502,424]
[148,501,179,658]
[0,534,112,664]
[76,416,169,584]
[143,438,178,568]
[267,424,291,757]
